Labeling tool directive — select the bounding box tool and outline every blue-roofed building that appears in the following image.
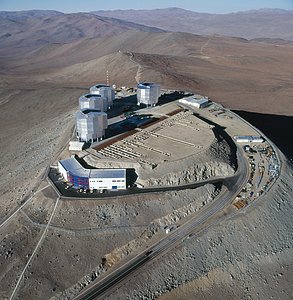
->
[58,157,126,190]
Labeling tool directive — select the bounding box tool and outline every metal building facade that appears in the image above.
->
[234,136,264,143]
[179,96,210,108]
[58,157,126,189]
[79,94,108,112]
[76,110,108,142]
[137,82,160,106]
[89,84,115,108]
[89,169,126,190]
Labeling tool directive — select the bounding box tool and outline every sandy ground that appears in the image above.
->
[0,87,87,217]
[106,155,293,300]
[0,81,291,299]
[0,29,292,300]
[0,180,220,299]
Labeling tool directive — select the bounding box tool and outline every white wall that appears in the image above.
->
[58,161,69,181]
[89,177,126,190]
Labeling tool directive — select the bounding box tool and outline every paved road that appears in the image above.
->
[49,166,226,199]
[74,148,249,300]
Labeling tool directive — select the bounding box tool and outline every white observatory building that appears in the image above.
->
[76,109,108,142]
[89,84,115,108]
[137,82,160,107]
[79,94,108,112]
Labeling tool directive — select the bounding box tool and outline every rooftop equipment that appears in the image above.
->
[76,109,108,143]
[234,136,265,143]
[137,82,161,107]
[69,141,85,151]
[179,96,210,108]
[89,84,115,108]
[79,94,108,112]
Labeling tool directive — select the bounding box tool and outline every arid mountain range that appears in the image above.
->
[0,9,292,116]
[93,8,293,41]
[0,8,292,160]
[0,8,292,300]
[0,10,163,56]
[1,7,293,58]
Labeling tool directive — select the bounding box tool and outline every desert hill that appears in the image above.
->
[0,11,164,57]
[1,29,292,116]
[0,9,292,300]
[93,7,293,41]
[0,9,63,19]
[0,31,207,72]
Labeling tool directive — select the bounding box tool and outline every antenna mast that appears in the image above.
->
[106,69,109,86]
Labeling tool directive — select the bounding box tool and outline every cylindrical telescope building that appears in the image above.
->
[89,84,115,108]
[76,109,108,142]
[79,94,108,112]
[137,82,160,107]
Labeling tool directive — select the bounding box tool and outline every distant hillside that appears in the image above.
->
[0,9,292,116]
[0,9,63,20]
[0,31,207,73]
[0,11,164,56]
[93,7,293,41]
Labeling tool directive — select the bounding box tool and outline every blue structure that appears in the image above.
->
[58,157,126,190]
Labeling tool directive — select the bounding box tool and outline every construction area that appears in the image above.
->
[82,102,217,187]
[0,84,283,300]
[233,142,280,209]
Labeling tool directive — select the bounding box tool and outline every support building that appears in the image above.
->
[179,96,210,108]
[58,157,126,190]
[234,136,264,143]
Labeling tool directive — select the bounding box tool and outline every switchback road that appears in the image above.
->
[74,147,249,300]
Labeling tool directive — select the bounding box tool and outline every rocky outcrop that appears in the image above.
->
[111,157,293,300]
[140,137,236,187]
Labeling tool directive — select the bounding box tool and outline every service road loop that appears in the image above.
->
[0,183,50,229]
[9,196,60,300]
[74,147,249,300]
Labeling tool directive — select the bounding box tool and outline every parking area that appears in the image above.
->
[179,100,281,209]
[233,142,280,208]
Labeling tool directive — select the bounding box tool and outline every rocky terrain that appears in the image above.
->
[0,87,85,218]
[93,8,293,41]
[0,8,292,300]
[145,138,235,186]
[0,182,220,299]
[105,155,293,300]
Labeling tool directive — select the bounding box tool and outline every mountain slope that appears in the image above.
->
[1,29,292,116]
[0,12,164,56]
[93,7,293,41]
[0,9,63,20]
[0,31,208,72]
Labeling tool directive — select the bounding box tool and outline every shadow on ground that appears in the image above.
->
[233,110,293,160]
